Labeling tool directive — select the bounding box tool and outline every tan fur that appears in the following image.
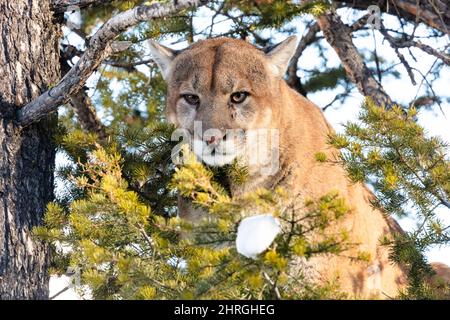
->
[151,37,423,298]
[430,262,450,296]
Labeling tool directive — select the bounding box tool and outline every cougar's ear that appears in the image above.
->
[148,40,177,80]
[265,36,298,77]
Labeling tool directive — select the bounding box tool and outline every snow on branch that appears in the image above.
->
[18,0,209,127]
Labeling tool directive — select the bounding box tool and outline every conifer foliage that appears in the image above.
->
[328,99,450,298]
[37,140,352,299]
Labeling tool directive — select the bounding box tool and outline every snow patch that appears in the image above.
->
[167,256,188,271]
[236,214,281,259]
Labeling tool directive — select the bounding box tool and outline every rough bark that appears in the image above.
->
[0,0,60,299]
[316,10,394,107]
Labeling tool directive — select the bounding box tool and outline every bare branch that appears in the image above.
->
[286,22,320,95]
[333,0,450,35]
[322,83,354,111]
[220,11,268,46]
[410,59,445,114]
[103,58,154,71]
[379,23,417,85]
[262,271,282,300]
[315,9,394,107]
[379,26,450,66]
[18,0,209,127]
[51,0,114,13]
[70,89,107,139]
[350,13,370,32]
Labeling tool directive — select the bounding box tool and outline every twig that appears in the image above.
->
[372,29,383,83]
[331,0,450,35]
[411,59,445,115]
[262,271,282,299]
[103,58,154,70]
[207,1,226,38]
[49,285,71,300]
[322,84,354,111]
[379,23,417,85]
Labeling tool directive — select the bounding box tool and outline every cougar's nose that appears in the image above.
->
[205,132,227,145]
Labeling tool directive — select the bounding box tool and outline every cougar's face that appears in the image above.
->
[149,37,297,167]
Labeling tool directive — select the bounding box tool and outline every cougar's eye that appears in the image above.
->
[230,91,249,104]
[182,94,200,106]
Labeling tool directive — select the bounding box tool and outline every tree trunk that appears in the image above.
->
[0,0,60,299]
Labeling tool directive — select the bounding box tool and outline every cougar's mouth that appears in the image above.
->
[193,136,244,167]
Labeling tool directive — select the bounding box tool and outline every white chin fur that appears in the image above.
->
[202,153,238,166]
[193,139,240,167]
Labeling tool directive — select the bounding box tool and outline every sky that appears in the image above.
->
[50,5,449,299]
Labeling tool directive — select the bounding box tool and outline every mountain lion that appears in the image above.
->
[149,36,446,298]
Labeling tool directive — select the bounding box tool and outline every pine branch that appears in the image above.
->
[18,0,210,127]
